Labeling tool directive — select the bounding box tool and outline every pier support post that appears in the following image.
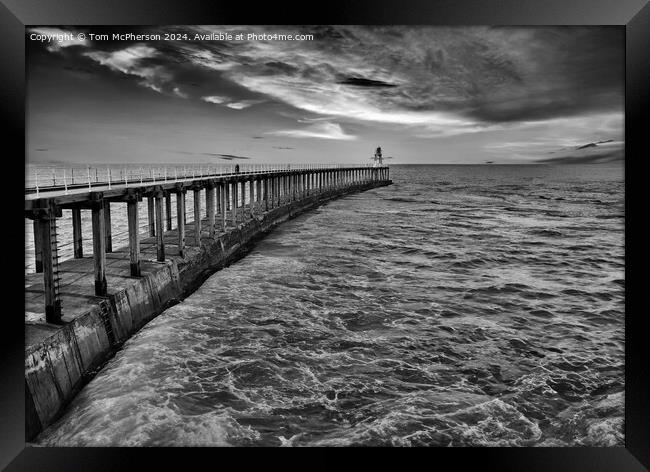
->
[72,208,83,258]
[269,178,274,209]
[273,176,278,206]
[176,190,186,257]
[225,183,231,226]
[215,184,221,215]
[126,197,141,276]
[33,220,43,273]
[155,193,165,262]
[242,180,248,216]
[147,197,155,237]
[240,181,246,217]
[220,183,227,231]
[232,182,238,226]
[91,194,107,296]
[264,178,269,210]
[104,202,112,253]
[283,176,287,204]
[289,174,293,201]
[206,184,216,237]
[165,194,172,231]
[193,188,202,246]
[36,203,62,323]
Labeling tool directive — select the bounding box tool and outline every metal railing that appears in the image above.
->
[25,163,379,197]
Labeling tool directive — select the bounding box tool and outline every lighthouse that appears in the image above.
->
[373,146,384,167]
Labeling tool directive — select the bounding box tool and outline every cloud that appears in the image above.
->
[201,95,228,104]
[202,153,252,160]
[200,95,263,109]
[266,122,356,140]
[225,100,263,110]
[32,25,623,142]
[537,145,624,164]
[338,77,397,87]
[173,87,188,98]
[83,45,173,94]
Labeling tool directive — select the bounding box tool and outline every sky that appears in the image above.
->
[26,25,624,165]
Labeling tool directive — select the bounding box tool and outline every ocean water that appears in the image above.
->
[34,164,625,447]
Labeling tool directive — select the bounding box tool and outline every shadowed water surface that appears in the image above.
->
[35,164,624,447]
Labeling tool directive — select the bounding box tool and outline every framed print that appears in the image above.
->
[1,0,648,469]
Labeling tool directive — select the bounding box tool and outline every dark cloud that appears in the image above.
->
[576,139,613,150]
[338,77,397,87]
[202,153,252,160]
[537,150,623,164]
[537,139,623,164]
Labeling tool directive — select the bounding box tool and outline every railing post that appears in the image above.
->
[127,195,141,276]
[90,193,107,296]
[72,207,83,258]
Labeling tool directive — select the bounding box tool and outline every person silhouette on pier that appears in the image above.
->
[235,164,240,174]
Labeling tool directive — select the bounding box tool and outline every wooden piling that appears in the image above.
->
[33,220,43,273]
[225,182,231,226]
[221,182,227,231]
[270,177,275,208]
[176,190,186,257]
[216,184,221,215]
[264,178,269,210]
[71,208,83,258]
[38,213,62,323]
[165,194,172,231]
[232,182,238,225]
[193,188,202,246]
[207,185,216,237]
[155,194,165,261]
[91,196,107,296]
[127,198,141,276]
[104,201,112,253]
[147,197,155,237]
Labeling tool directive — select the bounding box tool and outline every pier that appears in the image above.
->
[24,164,391,440]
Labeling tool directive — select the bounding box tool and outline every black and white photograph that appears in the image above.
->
[21,23,627,448]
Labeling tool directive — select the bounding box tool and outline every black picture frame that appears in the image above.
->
[1,0,648,469]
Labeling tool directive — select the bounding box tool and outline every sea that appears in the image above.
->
[30,164,625,447]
